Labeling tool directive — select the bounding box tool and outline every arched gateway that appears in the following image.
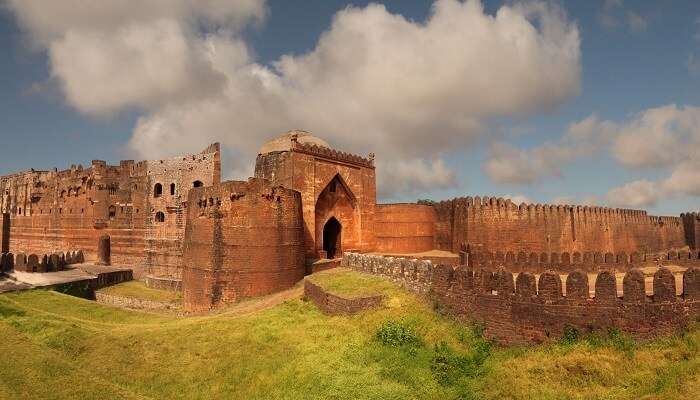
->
[323,217,342,258]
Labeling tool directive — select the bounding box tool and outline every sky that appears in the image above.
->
[0,0,699,216]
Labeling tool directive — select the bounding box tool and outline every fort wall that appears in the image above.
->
[434,197,689,256]
[181,178,305,312]
[466,247,700,274]
[374,204,436,253]
[0,144,219,283]
[342,252,700,345]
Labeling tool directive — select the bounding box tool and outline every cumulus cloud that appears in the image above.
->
[484,114,616,184]
[490,103,700,208]
[7,0,581,198]
[377,159,456,198]
[607,180,659,207]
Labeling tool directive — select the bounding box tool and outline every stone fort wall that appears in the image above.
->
[433,196,691,256]
[182,178,305,312]
[0,144,219,284]
[467,248,700,274]
[374,203,436,253]
[342,252,700,345]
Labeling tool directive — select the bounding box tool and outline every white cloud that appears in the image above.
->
[7,0,581,197]
[502,104,700,208]
[484,142,565,184]
[607,180,659,208]
[484,114,616,184]
[377,159,456,197]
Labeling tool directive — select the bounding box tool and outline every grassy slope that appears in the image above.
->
[0,272,697,400]
[97,280,181,303]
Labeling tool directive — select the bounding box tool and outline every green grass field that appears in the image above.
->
[0,269,699,399]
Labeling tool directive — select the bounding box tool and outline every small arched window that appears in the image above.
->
[108,205,116,220]
[193,180,203,188]
[170,183,176,195]
[154,183,163,198]
[155,211,165,223]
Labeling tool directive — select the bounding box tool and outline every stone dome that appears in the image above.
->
[258,130,330,154]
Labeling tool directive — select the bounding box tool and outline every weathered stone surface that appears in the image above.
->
[344,253,700,346]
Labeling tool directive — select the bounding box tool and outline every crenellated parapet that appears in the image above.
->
[2,250,84,273]
[465,247,700,273]
[431,195,690,255]
[291,139,374,168]
[342,252,700,345]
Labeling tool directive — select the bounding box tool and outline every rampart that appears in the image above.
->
[433,197,689,256]
[465,248,700,273]
[374,204,436,253]
[182,178,305,312]
[342,252,700,345]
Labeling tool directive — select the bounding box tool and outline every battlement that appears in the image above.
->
[290,139,374,168]
[432,195,689,255]
[342,252,700,345]
[465,248,700,273]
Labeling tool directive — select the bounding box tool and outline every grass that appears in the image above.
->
[97,280,181,303]
[0,274,697,399]
[307,268,395,298]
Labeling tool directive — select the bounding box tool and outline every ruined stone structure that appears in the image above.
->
[1,130,698,314]
[0,143,220,290]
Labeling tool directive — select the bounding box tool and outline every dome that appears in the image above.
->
[258,130,330,154]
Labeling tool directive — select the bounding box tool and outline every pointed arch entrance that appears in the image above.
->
[314,173,357,259]
[323,217,342,259]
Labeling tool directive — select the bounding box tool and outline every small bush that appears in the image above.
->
[431,339,491,385]
[559,326,580,345]
[375,320,423,348]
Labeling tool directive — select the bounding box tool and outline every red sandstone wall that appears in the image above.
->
[343,253,700,345]
[435,197,688,256]
[255,141,376,258]
[0,144,220,281]
[374,204,436,253]
[182,178,305,312]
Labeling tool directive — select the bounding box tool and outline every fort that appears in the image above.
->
[0,130,698,341]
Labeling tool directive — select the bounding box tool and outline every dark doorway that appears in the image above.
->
[323,217,341,259]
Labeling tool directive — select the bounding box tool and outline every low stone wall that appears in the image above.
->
[2,250,85,273]
[145,275,182,292]
[95,292,178,311]
[304,279,383,315]
[342,252,700,345]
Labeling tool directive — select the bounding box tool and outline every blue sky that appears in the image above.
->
[1,0,699,215]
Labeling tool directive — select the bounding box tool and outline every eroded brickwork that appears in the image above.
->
[0,144,219,284]
[374,204,436,253]
[343,253,700,344]
[434,197,690,256]
[255,131,376,258]
[182,178,305,312]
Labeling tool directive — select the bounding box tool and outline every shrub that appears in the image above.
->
[559,326,580,345]
[375,320,423,348]
[431,339,491,385]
